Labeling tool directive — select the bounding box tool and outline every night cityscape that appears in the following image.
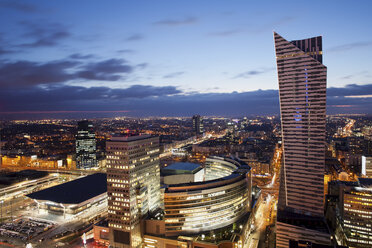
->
[0,1,372,248]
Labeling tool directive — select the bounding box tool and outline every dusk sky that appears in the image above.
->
[0,0,372,119]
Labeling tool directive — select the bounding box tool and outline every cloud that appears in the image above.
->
[0,58,142,87]
[0,1,38,13]
[110,85,181,99]
[125,34,144,41]
[0,60,78,87]
[0,47,15,55]
[339,71,370,80]
[117,49,135,54]
[18,21,70,48]
[208,30,242,37]
[76,59,133,81]
[69,53,95,60]
[271,16,295,26]
[233,68,274,79]
[340,75,353,80]
[327,84,372,97]
[136,63,148,69]
[163,72,185,78]
[153,17,197,26]
[0,84,182,114]
[1,84,371,119]
[328,41,372,52]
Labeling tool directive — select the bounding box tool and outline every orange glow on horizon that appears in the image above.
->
[0,110,131,114]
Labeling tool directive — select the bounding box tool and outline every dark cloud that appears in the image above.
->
[69,53,95,60]
[208,30,242,37]
[233,68,274,79]
[18,21,70,48]
[163,72,185,78]
[339,71,370,80]
[341,75,353,80]
[327,84,372,97]
[328,41,372,52]
[271,16,295,26]
[0,60,77,87]
[1,84,371,119]
[76,59,133,81]
[0,84,182,113]
[153,17,197,26]
[136,63,148,69]
[125,34,144,41]
[110,85,181,99]
[0,1,38,13]
[117,49,135,54]
[0,47,15,55]
[0,58,141,87]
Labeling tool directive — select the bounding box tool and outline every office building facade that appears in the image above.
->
[274,32,327,216]
[362,155,372,177]
[76,120,97,169]
[274,32,330,247]
[163,157,252,236]
[327,178,372,247]
[106,135,161,248]
[343,179,372,247]
[192,114,204,136]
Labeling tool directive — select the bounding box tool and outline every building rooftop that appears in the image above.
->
[163,162,201,174]
[110,134,153,142]
[27,173,107,205]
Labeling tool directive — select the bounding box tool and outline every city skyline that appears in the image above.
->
[0,0,372,119]
[0,2,371,245]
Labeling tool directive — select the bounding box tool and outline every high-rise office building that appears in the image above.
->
[192,114,204,136]
[327,178,372,247]
[106,135,161,248]
[274,32,330,247]
[76,120,97,169]
[275,32,326,216]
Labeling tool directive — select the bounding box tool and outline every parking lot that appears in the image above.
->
[0,217,55,242]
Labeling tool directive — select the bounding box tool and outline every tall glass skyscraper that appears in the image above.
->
[76,120,97,169]
[274,32,330,247]
[275,32,326,216]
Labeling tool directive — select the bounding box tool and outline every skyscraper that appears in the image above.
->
[275,32,326,216]
[192,114,204,136]
[274,32,330,247]
[106,135,161,248]
[76,120,97,169]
